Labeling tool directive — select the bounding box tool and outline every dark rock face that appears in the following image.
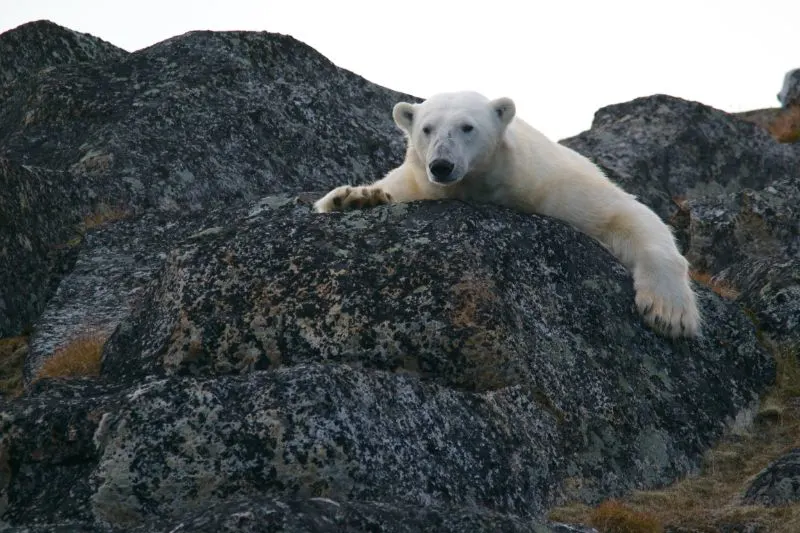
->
[0,24,418,214]
[682,177,799,347]
[0,497,579,533]
[119,497,563,533]
[90,366,557,523]
[0,19,790,533]
[0,379,124,524]
[0,20,127,85]
[0,20,417,340]
[778,68,800,107]
[715,259,800,347]
[0,159,86,337]
[560,94,800,221]
[743,448,800,506]
[683,178,799,274]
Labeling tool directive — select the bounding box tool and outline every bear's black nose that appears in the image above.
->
[429,159,454,180]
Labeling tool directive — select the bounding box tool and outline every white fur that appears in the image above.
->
[315,91,701,338]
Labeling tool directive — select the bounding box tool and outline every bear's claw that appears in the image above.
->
[634,281,701,339]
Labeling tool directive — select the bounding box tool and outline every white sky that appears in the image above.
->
[1,1,797,140]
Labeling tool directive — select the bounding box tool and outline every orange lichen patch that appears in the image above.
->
[690,270,740,300]
[34,333,108,381]
[589,500,663,533]
[449,277,499,329]
[767,105,800,143]
[80,203,131,231]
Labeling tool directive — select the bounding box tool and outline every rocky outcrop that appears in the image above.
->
[560,94,800,221]
[0,20,127,86]
[1,195,775,530]
[778,68,800,108]
[0,22,417,214]
[681,171,798,347]
[683,178,799,274]
[743,448,800,506]
[0,19,796,533]
[0,18,418,340]
[24,208,242,380]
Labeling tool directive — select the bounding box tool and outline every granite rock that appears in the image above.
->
[778,69,800,108]
[560,94,800,222]
[743,448,800,506]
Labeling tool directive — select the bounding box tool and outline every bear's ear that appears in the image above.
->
[393,102,415,133]
[490,97,516,127]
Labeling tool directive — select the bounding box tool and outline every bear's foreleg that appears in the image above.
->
[595,201,701,338]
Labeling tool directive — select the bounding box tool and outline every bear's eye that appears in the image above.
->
[461,124,474,133]
[422,126,432,135]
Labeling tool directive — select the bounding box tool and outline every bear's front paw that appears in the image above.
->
[634,274,701,339]
[313,186,394,213]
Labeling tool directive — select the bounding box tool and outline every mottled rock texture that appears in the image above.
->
[0,497,582,533]
[681,174,799,347]
[778,68,800,107]
[743,448,800,506]
[24,208,240,380]
[0,20,127,86]
[2,196,774,530]
[0,18,794,533]
[96,198,772,518]
[715,259,800,347]
[0,16,417,339]
[0,159,86,337]
[560,94,800,221]
[0,22,417,214]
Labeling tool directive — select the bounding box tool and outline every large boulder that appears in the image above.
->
[0,19,418,339]
[1,197,773,530]
[0,20,127,86]
[91,198,770,523]
[0,22,418,214]
[560,94,800,221]
[742,448,800,507]
[681,175,799,347]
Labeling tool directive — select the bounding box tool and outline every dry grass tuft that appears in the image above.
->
[767,105,800,143]
[589,500,663,533]
[34,332,108,382]
[0,336,28,398]
[690,270,740,300]
[80,202,131,231]
[548,344,800,532]
[772,345,800,400]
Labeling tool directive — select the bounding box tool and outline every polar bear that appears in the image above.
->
[314,91,700,338]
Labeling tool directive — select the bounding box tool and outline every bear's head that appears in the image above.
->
[393,91,516,186]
